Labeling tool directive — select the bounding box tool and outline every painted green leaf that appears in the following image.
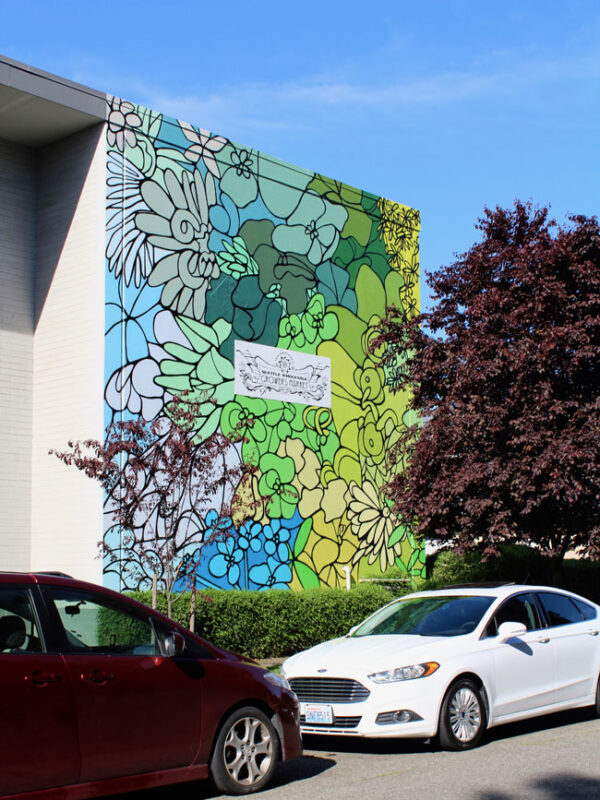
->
[294,518,313,557]
[356,265,385,323]
[329,307,367,366]
[154,374,190,391]
[388,525,406,549]
[342,206,372,247]
[393,556,409,574]
[163,342,200,364]
[160,359,194,376]
[384,269,404,306]
[295,561,320,589]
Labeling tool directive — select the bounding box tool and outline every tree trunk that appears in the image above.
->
[189,589,196,633]
[151,573,157,609]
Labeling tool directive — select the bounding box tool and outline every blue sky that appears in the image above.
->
[4,0,598,311]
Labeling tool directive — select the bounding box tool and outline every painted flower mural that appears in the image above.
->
[137,168,219,320]
[103,98,424,593]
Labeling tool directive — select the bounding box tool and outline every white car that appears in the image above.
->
[282,584,600,749]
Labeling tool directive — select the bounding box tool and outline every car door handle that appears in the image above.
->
[25,671,61,686]
[532,636,550,643]
[587,629,600,636]
[81,670,114,685]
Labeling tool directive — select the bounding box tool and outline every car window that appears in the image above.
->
[0,588,43,653]
[486,593,541,636]
[537,592,584,627]
[352,595,495,637]
[571,597,597,621]
[45,588,161,656]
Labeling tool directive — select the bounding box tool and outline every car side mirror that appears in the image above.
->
[164,632,185,657]
[347,625,358,637]
[497,621,527,642]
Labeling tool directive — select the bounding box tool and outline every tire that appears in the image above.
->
[594,675,600,717]
[438,679,486,750]
[210,706,279,795]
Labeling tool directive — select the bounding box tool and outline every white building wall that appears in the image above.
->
[30,124,105,582]
[0,139,35,569]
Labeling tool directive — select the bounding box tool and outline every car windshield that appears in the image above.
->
[351,595,495,637]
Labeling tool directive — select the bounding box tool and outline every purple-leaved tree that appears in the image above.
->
[374,203,600,579]
[51,394,254,623]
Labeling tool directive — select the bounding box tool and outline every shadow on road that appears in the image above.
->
[109,753,335,799]
[484,706,595,745]
[302,706,597,756]
[475,773,600,800]
[302,732,432,756]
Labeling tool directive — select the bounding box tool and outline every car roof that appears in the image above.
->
[400,583,596,604]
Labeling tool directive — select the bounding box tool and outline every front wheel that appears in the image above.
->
[438,679,486,750]
[210,706,279,795]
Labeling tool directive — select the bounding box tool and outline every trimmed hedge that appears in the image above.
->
[130,582,395,659]
[124,547,599,661]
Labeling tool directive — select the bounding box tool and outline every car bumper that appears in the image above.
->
[296,678,444,739]
[277,689,303,760]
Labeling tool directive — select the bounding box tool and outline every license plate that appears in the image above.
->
[302,703,333,724]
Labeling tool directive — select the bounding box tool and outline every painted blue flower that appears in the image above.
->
[249,556,293,590]
[209,535,245,587]
[263,519,291,560]
[238,520,264,553]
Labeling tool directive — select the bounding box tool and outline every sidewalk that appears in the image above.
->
[257,657,285,669]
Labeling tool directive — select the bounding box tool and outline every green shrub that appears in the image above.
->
[129,583,396,659]
[428,545,600,603]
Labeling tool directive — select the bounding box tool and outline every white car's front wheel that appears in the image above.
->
[438,679,486,750]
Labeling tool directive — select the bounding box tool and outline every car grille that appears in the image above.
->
[289,677,370,704]
[300,714,361,729]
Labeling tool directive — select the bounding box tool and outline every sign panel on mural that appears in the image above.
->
[234,341,331,407]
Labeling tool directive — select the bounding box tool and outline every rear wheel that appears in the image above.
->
[210,706,279,795]
[438,679,486,750]
[594,675,600,717]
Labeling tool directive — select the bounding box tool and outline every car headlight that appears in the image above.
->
[368,662,439,683]
[263,671,292,691]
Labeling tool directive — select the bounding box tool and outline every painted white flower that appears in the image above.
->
[107,97,142,152]
[347,480,405,571]
[179,120,227,178]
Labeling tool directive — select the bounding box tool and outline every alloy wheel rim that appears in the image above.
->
[223,716,273,786]
[448,687,481,742]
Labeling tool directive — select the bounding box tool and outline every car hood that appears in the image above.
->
[284,633,459,677]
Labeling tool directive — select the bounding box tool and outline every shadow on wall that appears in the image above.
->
[34,123,104,329]
[476,774,600,800]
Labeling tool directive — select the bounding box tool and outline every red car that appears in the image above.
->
[0,571,302,798]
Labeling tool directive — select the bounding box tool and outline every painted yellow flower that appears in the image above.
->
[347,480,405,571]
[231,471,269,527]
[277,437,348,523]
[292,511,360,589]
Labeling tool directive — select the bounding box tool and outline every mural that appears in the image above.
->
[104,96,425,592]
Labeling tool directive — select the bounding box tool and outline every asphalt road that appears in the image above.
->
[113,708,600,800]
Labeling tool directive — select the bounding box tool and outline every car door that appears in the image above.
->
[535,591,600,703]
[41,584,205,782]
[484,592,557,719]
[0,584,79,796]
